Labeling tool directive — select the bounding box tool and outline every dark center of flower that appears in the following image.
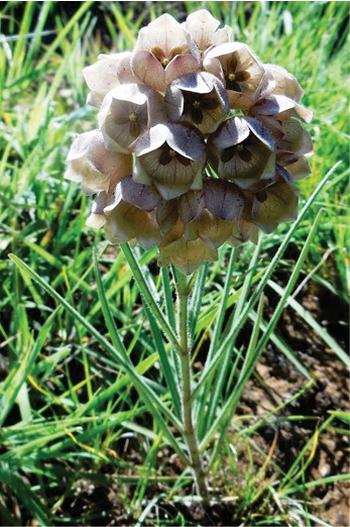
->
[256,190,267,202]
[159,146,191,166]
[183,92,220,125]
[151,46,185,69]
[220,143,253,163]
[224,54,251,92]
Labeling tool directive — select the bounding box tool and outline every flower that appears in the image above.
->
[209,117,275,188]
[98,83,164,153]
[83,52,135,107]
[65,130,132,193]
[67,8,313,273]
[251,169,298,233]
[203,42,268,110]
[131,14,200,92]
[184,9,232,53]
[165,72,229,134]
[133,123,206,199]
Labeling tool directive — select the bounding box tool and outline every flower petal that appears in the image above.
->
[159,238,217,274]
[165,53,200,85]
[83,52,134,107]
[265,64,304,102]
[118,176,161,211]
[210,117,250,150]
[65,130,132,193]
[178,190,205,223]
[203,179,244,220]
[131,50,166,92]
[135,14,188,57]
[252,179,298,232]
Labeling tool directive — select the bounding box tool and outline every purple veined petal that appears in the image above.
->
[135,14,188,57]
[265,63,304,102]
[178,190,205,223]
[155,200,180,234]
[202,55,226,83]
[164,84,184,121]
[65,130,132,193]
[134,124,169,157]
[166,123,206,161]
[204,41,247,61]
[252,178,298,233]
[118,175,161,211]
[185,9,220,51]
[244,117,276,151]
[165,53,200,86]
[252,94,296,116]
[210,117,250,150]
[278,118,313,155]
[131,50,167,92]
[284,155,311,180]
[203,178,244,220]
[172,71,216,94]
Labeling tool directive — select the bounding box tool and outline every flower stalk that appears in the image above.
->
[175,270,209,503]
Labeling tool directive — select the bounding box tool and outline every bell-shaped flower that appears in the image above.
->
[209,117,275,189]
[89,176,162,249]
[165,72,229,134]
[184,9,232,53]
[251,169,298,233]
[159,237,217,274]
[83,52,135,107]
[65,130,132,194]
[276,118,313,178]
[98,83,164,154]
[250,93,313,129]
[203,42,267,110]
[264,64,304,102]
[131,14,200,92]
[133,123,206,200]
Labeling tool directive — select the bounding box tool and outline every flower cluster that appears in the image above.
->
[66,10,313,273]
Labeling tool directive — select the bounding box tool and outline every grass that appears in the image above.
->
[0,1,349,526]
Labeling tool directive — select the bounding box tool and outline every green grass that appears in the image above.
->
[0,2,349,526]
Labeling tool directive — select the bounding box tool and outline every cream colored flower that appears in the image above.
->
[203,42,267,110]
[98,83,164,154]
[251,170,298,233]
[83,52,135,107]
[65,130,132,193]
[131,14,200,92]
[88,176,161,248]
[159,238,217,274]
[67,8,313,274]
[165,72,229,134]
[184,9,232,53]
[209,117,275,189]
[264,64,304,102]
[276,118,313,179]
[250,93,313,126]
[133,123,206,199]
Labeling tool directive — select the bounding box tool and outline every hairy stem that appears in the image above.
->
[175,270,209,503]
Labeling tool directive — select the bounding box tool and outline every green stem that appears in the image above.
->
[175,270,209,503]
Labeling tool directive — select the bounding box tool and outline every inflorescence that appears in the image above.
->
[66,10,313,273]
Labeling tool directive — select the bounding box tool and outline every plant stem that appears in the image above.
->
[175,270,209,504]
